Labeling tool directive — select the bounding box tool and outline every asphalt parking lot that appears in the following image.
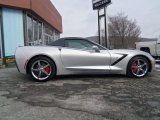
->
[0,66,160,120]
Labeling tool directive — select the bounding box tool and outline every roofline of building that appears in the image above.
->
[0,0,62,33]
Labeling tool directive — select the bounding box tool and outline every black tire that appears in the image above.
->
[28,56,56,82]
[127,56,150,78]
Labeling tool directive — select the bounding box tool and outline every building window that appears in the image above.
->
[33,19,38,45]
[44,24,53,45]
[55,30,60,41]
[38,22,42,45]
[26,13,60,46]
[27,14,43,46]
[43,23,60,45]
[27,15,33,46]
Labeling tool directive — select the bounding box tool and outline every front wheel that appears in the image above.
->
[28,57,56,82]
[127,56,150,78]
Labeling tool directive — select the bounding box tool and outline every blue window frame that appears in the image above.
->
[0,12,2,58]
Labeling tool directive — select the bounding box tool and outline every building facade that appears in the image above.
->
[0,0,62,65]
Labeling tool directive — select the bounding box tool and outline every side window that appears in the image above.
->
[65,39,95,50]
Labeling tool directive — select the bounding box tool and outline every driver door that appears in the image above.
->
[60,39,111,72]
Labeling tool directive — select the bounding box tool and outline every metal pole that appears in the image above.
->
[98,9,100,44]
[106,8,110,49]
[104,6,109,48]
[104,7,107,48]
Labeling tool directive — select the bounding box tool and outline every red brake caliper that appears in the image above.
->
[45,66,50,74]
[132,63,137,73]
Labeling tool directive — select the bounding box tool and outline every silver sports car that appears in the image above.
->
[15,37,155,82]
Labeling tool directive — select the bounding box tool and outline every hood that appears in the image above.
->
[109,49,150,56]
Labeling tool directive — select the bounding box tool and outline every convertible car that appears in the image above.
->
[15,37,155,82]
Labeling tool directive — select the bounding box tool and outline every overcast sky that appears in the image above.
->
[51,0,160,38]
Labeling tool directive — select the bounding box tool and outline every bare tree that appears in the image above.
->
[108,13,141,49]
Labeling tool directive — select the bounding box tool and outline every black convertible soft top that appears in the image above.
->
[49,37,106,50]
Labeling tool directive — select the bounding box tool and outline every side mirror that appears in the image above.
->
[92,46,100,53]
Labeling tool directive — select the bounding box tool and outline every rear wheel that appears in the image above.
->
[28,57,56,82]
[127,56,150,78]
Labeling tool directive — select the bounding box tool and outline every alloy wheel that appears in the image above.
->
[31,60,52,81]
[131,59,148,77]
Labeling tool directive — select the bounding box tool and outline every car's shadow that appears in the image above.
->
[19,74,128,83]
[54,74,128,81]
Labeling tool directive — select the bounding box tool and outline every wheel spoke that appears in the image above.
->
[137,59,141,66]
[140,68,145,73]
[44,64,50,69]
[32,68,39,72]
[43,70,49,76]
[136,69,140,75]
[38,61,41,67]
[38,71,42,78]
[141,63,147,68]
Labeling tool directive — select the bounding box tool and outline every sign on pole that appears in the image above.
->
[92,0,111,48]
[92,0,111,10]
